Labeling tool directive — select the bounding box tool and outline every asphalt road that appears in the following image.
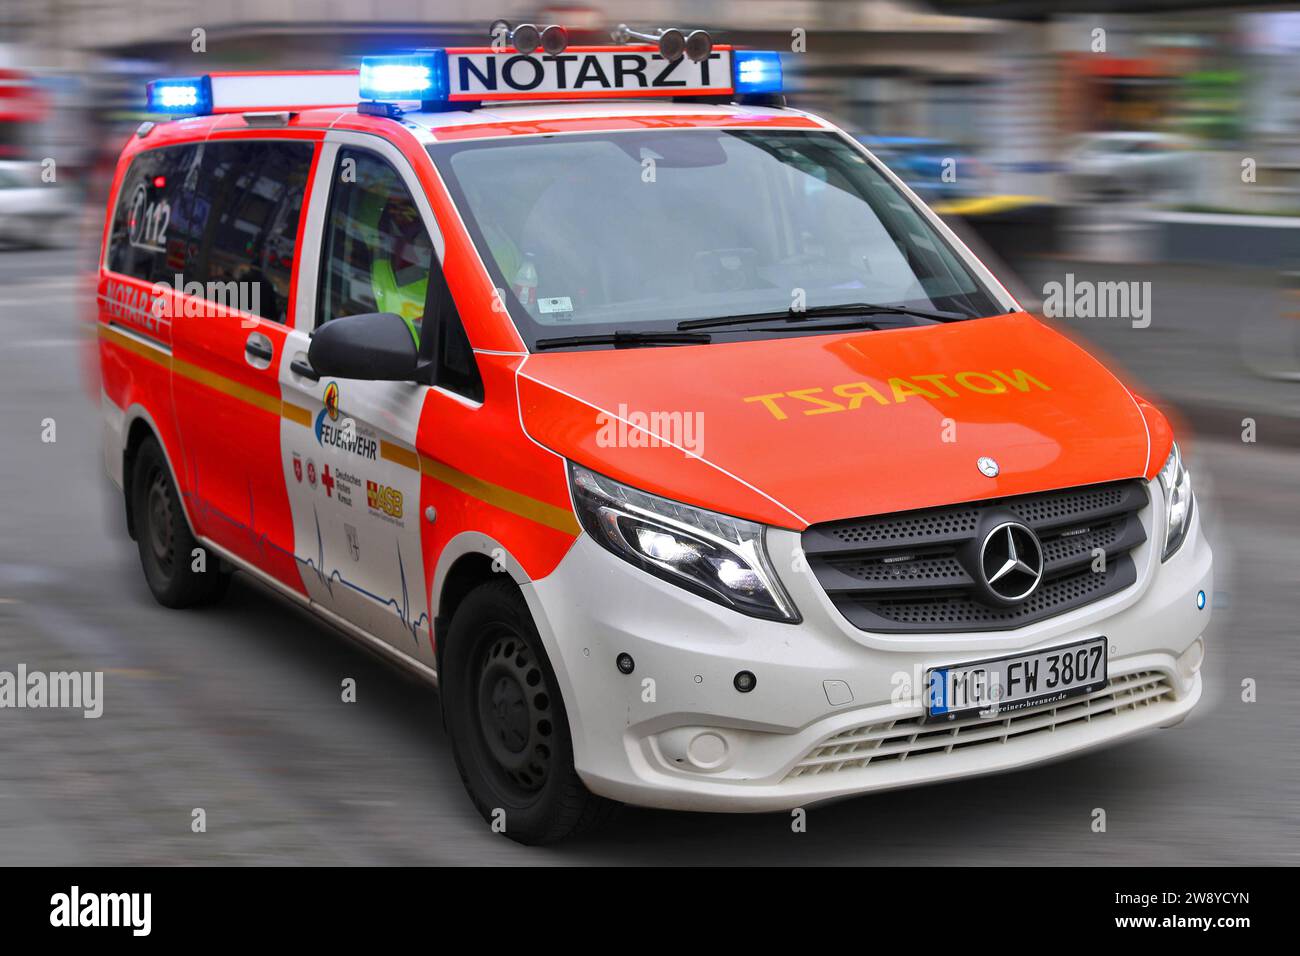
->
[0,247,1295,865]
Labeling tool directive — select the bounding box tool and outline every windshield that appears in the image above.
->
[428,129,1005,350]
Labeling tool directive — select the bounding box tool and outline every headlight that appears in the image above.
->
[567,462,799,622]
[1158,441,1194,561]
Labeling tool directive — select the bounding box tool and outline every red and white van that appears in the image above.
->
[96,32,1212,844]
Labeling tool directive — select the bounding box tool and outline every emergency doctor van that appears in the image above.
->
[97,26,1213,844]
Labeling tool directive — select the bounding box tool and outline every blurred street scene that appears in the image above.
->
[0,0,1297,863]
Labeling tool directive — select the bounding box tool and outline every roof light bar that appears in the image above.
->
[144,71,359,116]
[733,51,783,95]
[359,52,448,102]
[146,76,212,115]
[358,42,781,108]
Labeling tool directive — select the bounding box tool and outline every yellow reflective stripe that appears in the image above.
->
[379,440,420,471]
[420,455,580,537]
[282,401,314,427]
[99,324,315,425]
[99,323,171,368]
[381,439,577,535]
[100,323,578,537]
[172,356,282,418]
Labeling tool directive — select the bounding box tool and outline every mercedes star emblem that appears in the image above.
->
[979,521,1044,602]
[977,456,1000,478]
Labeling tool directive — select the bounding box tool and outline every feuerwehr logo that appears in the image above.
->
[315,382,378,461]
[979,521,1044,602]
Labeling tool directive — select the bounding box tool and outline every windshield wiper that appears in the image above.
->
[534,330,713,351]
[678,302,970,332]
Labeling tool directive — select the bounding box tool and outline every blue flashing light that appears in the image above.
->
[732,51,783,96]
[146,76,213,115]
[360,52,449,103]
[1196,590,1206,610]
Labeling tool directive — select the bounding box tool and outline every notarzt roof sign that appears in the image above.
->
[446,45,734,100]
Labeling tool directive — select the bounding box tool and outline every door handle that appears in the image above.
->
[244,338,274,362]
[290,359,320,382]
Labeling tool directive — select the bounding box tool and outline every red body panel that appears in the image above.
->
[416,355,579,609]
[518,312,1160,529]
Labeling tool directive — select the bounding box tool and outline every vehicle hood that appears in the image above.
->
[518,312,1163,529]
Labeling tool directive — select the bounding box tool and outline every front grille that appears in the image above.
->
[785,670,1174,780]
[802,480,1149,633]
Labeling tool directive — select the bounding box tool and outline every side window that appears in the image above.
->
[318,148,433,338]
[197,140,314,324]
[106,145,203,285]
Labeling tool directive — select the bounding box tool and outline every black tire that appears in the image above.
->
[443,579,618,845]
[131,437,230,608]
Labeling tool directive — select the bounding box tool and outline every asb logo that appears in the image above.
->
[366,480,403,520]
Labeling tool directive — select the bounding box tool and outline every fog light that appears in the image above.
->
[1196,590,1206,610]
[1177,638,1205,679]
[734,670,756,693]
[688,731,728,768]
[616,652,635,675]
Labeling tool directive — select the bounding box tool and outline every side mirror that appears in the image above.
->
[308,312,419,382]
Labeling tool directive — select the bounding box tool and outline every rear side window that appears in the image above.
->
[106,145,203,285]
[198,140,315,324]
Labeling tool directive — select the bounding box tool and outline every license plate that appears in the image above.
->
[925,637,1108,721]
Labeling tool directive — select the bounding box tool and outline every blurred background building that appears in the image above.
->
[2,0,1299,263]
[2,1,1299,212]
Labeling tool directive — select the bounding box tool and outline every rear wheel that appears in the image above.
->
[443,579,617,845]
[131,437,230,608]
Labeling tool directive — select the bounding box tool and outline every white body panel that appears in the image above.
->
[525,483,1211,811]
[277,132,442,664]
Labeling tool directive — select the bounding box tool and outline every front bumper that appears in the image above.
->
[525,484,1212,812]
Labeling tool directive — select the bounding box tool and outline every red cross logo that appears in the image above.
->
[322,464,336,498]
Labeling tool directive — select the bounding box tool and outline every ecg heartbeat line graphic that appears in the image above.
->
[300,505,428,646]
[182,473,428,646]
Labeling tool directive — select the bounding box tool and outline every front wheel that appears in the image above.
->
[131,437,230,608]
[442,579,617,845]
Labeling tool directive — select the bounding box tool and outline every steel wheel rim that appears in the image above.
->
[473,625,555,798]
[145,467,175,576]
